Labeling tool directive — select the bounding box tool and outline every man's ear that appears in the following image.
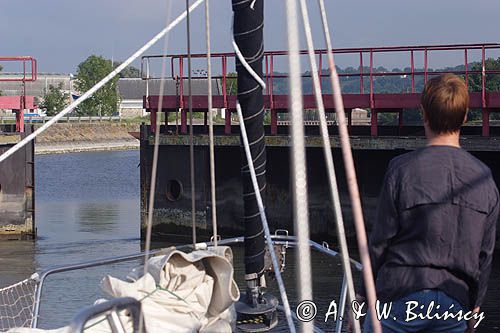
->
[463,109,468,125]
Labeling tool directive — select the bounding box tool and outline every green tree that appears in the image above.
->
[40,83,69,116]
[75,55,119,116]
[226,72,238,95]
[113,61,141,78]
[467,57,500,121]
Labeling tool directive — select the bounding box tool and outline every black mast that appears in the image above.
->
[232,0,266,281]
[232,1,278,331]
[232,0,266,285]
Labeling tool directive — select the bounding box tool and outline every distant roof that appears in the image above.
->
[0,74,70,97]
[118,78,223,100]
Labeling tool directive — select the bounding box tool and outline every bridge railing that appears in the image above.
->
[0,115,123,124]
[141,43,500,137]
[0,57,38,133]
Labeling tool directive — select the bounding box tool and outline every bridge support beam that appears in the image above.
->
[15,110,24,133]
[225,109,231,134]
[398,110,403,135]
[482,108,490,137]
[150,110,157,133]
[347,109,352,133]
[371,109,378,137]
[271,110,277,135]
[181,109,187,134]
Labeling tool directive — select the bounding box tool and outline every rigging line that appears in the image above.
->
[143,1,173,277]
[205,0,218,247]
[231,19,266,90]
[297,1,362,333]
[316,0,381,332]
[0,0,205,164]
[236,103,296,333]
[186,0,197,247]
[286,0,314,332]
[285,0,314,332]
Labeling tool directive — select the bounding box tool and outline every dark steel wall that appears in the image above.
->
[140,125,500,244]
[0,125,35,240]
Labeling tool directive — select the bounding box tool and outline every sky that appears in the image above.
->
[1,0,499,74]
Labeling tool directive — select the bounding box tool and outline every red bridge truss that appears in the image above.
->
[142,43,500,137]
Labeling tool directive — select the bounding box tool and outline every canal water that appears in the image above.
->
[0,150,499,332]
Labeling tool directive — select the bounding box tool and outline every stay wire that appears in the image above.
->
[297,1,361,332]
[143,0,174,276]
[186,0,197,247]
[285,0,314,332]
[205,0,218,247]
[316,0,381,332]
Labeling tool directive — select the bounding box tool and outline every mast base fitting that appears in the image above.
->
[235,286,279,332]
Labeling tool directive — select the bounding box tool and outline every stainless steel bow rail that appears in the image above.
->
[68,297,143,333]
[28,234,362,332]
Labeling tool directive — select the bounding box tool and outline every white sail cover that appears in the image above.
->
[9,247,239,333]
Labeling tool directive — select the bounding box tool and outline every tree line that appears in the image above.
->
[41,55,141,116]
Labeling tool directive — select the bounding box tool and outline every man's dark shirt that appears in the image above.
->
[364,145,499,309]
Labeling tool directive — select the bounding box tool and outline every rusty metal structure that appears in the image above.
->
[0,57,37,240]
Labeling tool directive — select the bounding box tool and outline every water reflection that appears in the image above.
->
[77,203,120,233]
[0,241,35,288]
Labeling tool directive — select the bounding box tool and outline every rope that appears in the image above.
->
[205,0,218,247]
[231,35,266,90]
[186,0,197,247]
[143,1,174,276]
[316,1,381,332]
[0,0,205,164]
[297,1,361,332]
[236,103,296,333]
[284,0,314,332]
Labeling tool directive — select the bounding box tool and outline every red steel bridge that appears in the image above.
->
[0,56,38,133]
[143,43,500,137]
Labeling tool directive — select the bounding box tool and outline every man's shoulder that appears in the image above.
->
[386,150,419,176]
[387,146,498,208]
[387,146,493,179]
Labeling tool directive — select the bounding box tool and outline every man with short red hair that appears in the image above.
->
[362,74,499,332]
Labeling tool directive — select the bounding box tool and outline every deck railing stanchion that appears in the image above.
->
[411,50,415,93]
[180,56,187,134]
[222,56,231,134]
[265,55,269,96]
[482,46,489,137]
[359,52,364,93]
[369,50,377,136]
[270,54,275,110]
[318,51,323,91]
[464,49,469,88]
[424,48,428,84]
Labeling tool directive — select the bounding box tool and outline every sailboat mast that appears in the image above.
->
[232,0,266,280]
